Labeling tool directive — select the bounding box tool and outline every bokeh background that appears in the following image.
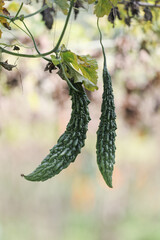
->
[0,2,160,240]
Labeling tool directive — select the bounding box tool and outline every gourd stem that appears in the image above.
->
[59,63,79,92]
[97,18,107,69]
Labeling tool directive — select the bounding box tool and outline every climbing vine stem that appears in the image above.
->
[0,0,74,59]
[0,5,48,21]
[12,3,24,21]
[97,18,107,69]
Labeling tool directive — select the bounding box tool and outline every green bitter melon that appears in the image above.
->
[96,19,117,188]
[23,82,90,181]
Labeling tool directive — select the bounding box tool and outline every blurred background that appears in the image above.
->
[0,2,160,240]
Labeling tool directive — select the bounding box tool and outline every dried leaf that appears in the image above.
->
[0,60,16,71]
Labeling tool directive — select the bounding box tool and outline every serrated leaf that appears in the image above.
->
[61,48,98,91]
[54,0,69,15]
[94,0,118,18]
[67,64,98,91]
[77,55,98,87]
[0,0,11,38]
[62,50,79,70]
[51,55,62,65]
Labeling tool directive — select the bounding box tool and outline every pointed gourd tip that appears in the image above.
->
[104,176,113,188]
[21,174,32,181]
[22,174,29,180]
[21,174,33,181]
[108,183,113,188]
[106,181,113,188]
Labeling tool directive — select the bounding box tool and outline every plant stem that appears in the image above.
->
[12,21,31,37]
[0,5,48,21]
[59,62,79,92]
[0,47,50,58]
[13,3,24,20]
[22,20,51,61]
[53,0,75,52]
[0,0,160,22]
[24,5,48,19]
[0,0,74,59]
[97,18,107,69]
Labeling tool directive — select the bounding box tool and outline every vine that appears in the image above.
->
[0,0,159,187]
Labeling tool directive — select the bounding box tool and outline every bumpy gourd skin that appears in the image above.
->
[24,82,90,181]
[96,68,117,188]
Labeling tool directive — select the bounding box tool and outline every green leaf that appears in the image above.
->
[67,64,98,91]
[54,0,69,15]
[94,0,118,17]
[77,55,98,87]
[61,48,98,91]
[51,55,62,66]
[88,0,96,4]
[45,0,52,7]
[62,50,79,70]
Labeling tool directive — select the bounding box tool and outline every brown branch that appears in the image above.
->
[118,1,160,8]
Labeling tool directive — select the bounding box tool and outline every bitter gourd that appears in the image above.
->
[96,19,117,188]
[23,82,90,181]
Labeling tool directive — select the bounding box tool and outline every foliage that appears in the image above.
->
[51,45,98,91]
[0,0,11,38]
[0,0,158,90]
[94,0,118,17]
[0,0,160,187]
